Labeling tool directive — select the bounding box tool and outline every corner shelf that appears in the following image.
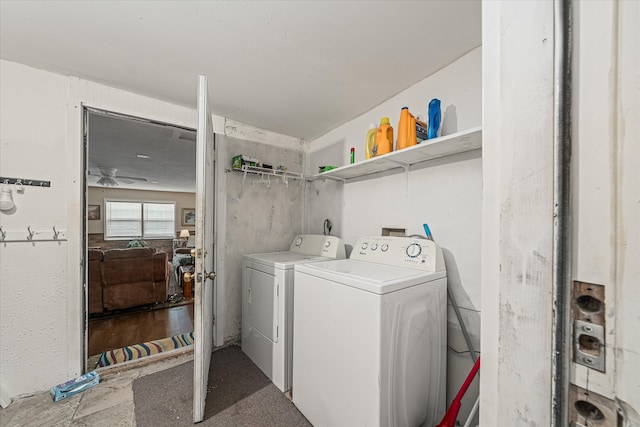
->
[313,126,482,181]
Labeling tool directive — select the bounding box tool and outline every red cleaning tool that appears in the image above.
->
[436,356,480,427]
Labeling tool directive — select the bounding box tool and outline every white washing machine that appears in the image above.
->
[292,236,447,427]
[242,234,346,393]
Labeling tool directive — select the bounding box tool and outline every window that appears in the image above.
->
[104,200,175,240]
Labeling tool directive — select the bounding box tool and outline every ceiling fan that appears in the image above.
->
[89,168,148,187]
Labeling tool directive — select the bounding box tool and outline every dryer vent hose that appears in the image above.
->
[323,219,332,236]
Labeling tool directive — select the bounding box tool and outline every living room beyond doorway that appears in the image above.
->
[84,108,197,369]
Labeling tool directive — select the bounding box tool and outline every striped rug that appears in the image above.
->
[96,332,194,367]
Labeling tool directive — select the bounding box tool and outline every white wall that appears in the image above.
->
[0,59,198,406]
[481,2,556,425]
[0,60,78,407]
[307,47,482,422]
[217,134,306,340]
[571,0,640,422]
[86,187,196,235]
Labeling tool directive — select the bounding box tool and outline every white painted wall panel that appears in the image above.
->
[571,0,619,397]
[572,0,640,419]
[0,60,74,404]
[218,135,305,341]
[481,2,555,425]
[615,1,640,416]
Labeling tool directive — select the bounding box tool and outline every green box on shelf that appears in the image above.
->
[232,154,243,169]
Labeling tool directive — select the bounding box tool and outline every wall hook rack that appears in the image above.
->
[0,227,67,243]
[0,176,51,187]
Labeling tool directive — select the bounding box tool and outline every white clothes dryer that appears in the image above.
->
[242,234,346,393]
[292,236,447,427]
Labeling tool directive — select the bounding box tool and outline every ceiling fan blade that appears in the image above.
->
[115,175,148,182]
[116,178,135,184]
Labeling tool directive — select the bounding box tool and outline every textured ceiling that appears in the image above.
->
[87,111,196,193]
[0,1,481,141]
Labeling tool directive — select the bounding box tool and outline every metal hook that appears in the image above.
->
[53,226,60,240]
[15,179,25,194]
[27,226,34,240]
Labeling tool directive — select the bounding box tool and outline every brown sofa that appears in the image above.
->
[88,247,170,313]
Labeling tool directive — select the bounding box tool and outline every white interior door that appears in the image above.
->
[193,74,216,423]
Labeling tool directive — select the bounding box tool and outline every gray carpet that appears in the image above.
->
[133,345,311,426]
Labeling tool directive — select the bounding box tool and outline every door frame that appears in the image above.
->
[79,104,222,371]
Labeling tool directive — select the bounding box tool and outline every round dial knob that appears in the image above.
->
[325,241,331,248]
[371,243,378,251]
[381,244,389,252]
[295,237,303,246]
[406,243,422,258]
[361,243,368,250]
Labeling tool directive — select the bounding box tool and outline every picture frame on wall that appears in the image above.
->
[182,208,196,226]
[88,205,101,220]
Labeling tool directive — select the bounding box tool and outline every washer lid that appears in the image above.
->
[294,259,446,294]
[244,251,329,269]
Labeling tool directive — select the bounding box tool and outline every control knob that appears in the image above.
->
[406,243,422,258]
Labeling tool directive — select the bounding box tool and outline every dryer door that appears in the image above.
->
[246,267,279,342]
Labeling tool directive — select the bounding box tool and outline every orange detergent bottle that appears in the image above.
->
[397,107,417,150]
[375,117,393,156]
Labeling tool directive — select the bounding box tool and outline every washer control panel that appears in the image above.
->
[349,236,445,272]
[289,235,346,259]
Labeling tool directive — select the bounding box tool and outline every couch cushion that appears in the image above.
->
[102,247,155,261]
[88,249,104,260]
[88,249,104,314]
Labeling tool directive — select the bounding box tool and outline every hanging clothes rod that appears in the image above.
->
[1,177,51,187]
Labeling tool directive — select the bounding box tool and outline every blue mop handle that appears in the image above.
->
[423,223,433,241]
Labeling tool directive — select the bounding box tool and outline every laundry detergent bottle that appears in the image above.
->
[375,117,393,156]
[427,98,441,139]
[397,107,417,150]
[365,123,377,159]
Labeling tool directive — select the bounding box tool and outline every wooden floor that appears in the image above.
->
[88,303,194,356]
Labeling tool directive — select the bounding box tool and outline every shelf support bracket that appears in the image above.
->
[239,168,249,199]
[403,165,410,195]
[387,160,411,195]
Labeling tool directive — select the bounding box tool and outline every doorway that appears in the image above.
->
[83,107,197,369]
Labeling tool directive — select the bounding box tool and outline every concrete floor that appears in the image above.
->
[0,351,194,427]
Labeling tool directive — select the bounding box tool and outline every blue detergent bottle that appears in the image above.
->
[427,98,441,139]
